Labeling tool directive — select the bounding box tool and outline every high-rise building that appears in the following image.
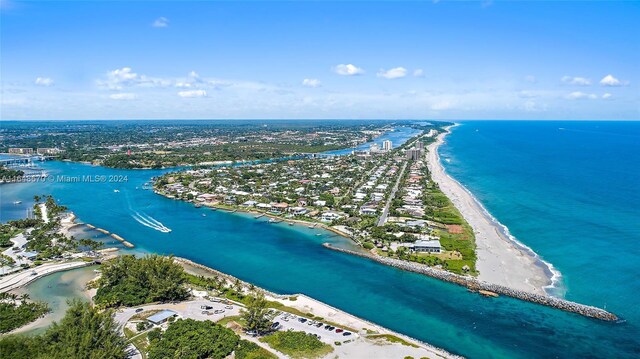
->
[382,140,392,151]
[406,148,422,161]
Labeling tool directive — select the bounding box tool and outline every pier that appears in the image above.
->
[323,244,618,321]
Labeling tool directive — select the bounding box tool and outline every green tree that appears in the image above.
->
[94,255,189,307]
[240,292,272,334]
[0,300,127,359]
[147,319,239,359]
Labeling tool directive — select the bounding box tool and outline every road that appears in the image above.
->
[377,161,408,226]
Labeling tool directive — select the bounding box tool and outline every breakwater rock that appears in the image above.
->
[323,243,618,321]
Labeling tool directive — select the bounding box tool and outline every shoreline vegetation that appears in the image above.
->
[426,126,553,295]
[153,123,480,279]
[1,197,459,357]
[0,120,397,170]
[148,125,618,321]
[2,252,461,359]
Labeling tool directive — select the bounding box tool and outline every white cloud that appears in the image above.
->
[561,76,591,86]
[602,93,612,99]
[152,17,169,28]
[97,67,172,90]
[34,77,54,86]
[178,90,207,98]
[566,91,597,100]
[377,67,408,79]
[413,69,425,77]
[430,100,453,110]
[333,64,364,76]
[302,78,321,88]
[600,74,627,86]
[109,93,137,100]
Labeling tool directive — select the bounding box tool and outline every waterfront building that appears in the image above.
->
[8,148,34,155]
[37,147,62,155]
[411,239,441,253]
[270,202,289,213]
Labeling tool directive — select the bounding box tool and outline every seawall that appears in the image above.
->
[323,243,618,321]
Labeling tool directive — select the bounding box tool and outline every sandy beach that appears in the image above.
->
[427,126,551,295]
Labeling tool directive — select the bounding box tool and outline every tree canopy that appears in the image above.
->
[0,293,49,333]
[147,318,239,359]
[94,254,189,307]
[0,300,127,359]
[241,292,272,334]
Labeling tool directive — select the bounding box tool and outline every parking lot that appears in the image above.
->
[271,311,358,343]
[114,299,242,328]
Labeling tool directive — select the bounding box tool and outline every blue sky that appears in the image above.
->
[1,0,638,120]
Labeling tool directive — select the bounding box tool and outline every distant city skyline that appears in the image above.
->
[1,1,638,120]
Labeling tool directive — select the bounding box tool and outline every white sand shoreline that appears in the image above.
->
[427,125,554,296]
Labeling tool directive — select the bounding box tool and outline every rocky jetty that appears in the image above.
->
[323,243,618,321]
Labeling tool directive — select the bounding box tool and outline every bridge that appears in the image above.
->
[298,152,341,159]
[0,155,53,167]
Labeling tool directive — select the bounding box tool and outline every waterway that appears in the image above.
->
[1,124,638,358]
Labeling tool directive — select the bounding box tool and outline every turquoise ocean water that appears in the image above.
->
[1,122,639,358]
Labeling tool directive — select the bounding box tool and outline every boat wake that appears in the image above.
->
[132,212,172,233]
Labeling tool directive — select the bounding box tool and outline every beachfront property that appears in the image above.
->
[411,239,442,253]
[406,148,422,161]
[153,128,476,275]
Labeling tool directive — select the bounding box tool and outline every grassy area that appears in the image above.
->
[217,315,246,328]
[129,333,150,359]
[367,334,419,348]
[124,326,151,359]
[236,339,278,359]
[260,330,333,359]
